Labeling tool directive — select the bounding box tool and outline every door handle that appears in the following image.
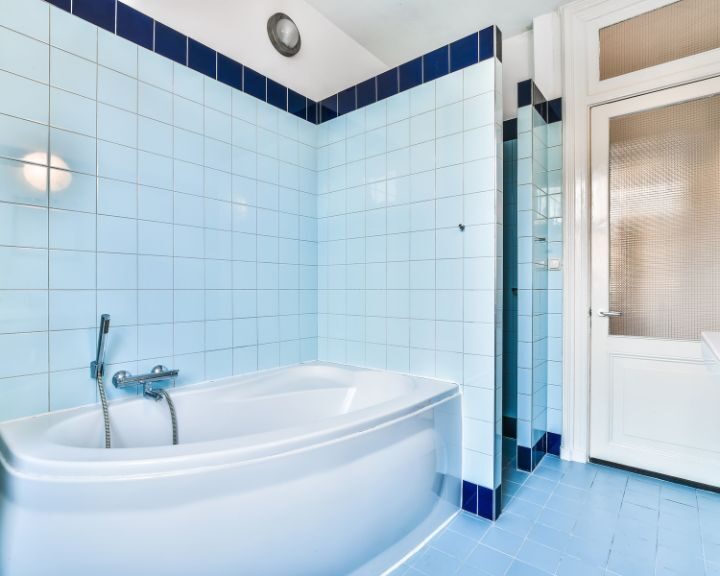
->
[598,310,623,318]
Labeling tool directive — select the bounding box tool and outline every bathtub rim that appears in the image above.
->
[0,362,460,482]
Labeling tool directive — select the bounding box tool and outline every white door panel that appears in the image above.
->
[590,77,720,486]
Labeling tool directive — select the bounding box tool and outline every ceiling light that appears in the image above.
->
[267,13,301,57]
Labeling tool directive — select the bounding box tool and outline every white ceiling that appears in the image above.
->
[123,0,571,101]
[305,0,572,67]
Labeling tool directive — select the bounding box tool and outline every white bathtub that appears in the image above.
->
[0,362,461,576]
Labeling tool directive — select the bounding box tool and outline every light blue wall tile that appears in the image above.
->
[138,185,173,222]
[139,117,172,156]
[139,290,173,324]
[98,104,137,147]
[98,141,137,183]
[49,368,96,411]
[138,82,171,123]
[0,373,48,420]
[0,0,49,43]
[50,210,96,251]
[0,290,48,334]
[50,128,96,175]
[50,48,96,99]
[0,202,48,248]
[174,63,203,102]
[99,67,138,114]
[54,173,95,215]
[0,158,47,206]
[49,327,95,371]
[138,48,173,92]
[138,221,172,256]
[50,87,96,137]
[0,246,47,289]
[98,178,136,218]
[174,95,204,134]
[50,5,97,61]
[49,290,95,330]
[0,114,48,165]
[0,70,49,125]
[49,249,94,289]
[98,30,138,78]
[97,215,137,254]
[97,253,137,290]
[0,26,48,84]
[139,255,173,289]
[0,332,48,378]
[205,78,231,114]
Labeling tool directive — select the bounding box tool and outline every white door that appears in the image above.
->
[590,77,720,487]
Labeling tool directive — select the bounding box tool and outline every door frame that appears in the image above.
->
[559,0,720,462]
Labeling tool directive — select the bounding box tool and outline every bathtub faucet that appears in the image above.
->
[112,365,180,397]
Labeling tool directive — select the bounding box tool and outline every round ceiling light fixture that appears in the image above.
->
[267,13,301,57]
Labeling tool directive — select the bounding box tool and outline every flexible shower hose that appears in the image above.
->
[157,389,179,446]
[97,371,111,449]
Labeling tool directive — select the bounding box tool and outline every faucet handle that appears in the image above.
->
[112,370,132,388]
[151,365,169,375]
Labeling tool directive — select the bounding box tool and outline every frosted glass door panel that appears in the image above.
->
[608,93,720,340]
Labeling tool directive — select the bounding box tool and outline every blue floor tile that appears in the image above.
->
[393,452,720,576]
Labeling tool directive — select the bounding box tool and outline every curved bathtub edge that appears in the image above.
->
[0,390,461,484]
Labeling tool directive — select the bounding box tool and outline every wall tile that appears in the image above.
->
[0,0,50,43]
[0,71,49,125]
[50,48,97,99]
[0,26,48,85]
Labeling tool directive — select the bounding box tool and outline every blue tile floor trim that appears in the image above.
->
[394,454,720,575]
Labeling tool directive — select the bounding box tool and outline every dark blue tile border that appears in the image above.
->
[288,89,307,120]
[548,98,562,124]
[399,57,422,92]
[462,480,478,515]
[547,432,562,456]
[450,33,479,72]
[517,445,532,472]
[117,2,153,50]
[423,45,449,83]
[42,1,504,126]
[502,414,517,437]
[337,86,356,116]
[306,100,318,124]
[479,26,495,62]
[377,68,399,101]
[47,0,71,11]
[463,480,502,520]
[73,0,116,33]
[188,38,216,78]
[356,78,376,108]
[243,67,266,102]
[320,95,338,122]
[267,78,287,110]
[518,80,532,108]
[155,21,187,65]
[217,54,242,91]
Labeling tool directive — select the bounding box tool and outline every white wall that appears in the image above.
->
[123,0,387,101]
[502,31,533,120]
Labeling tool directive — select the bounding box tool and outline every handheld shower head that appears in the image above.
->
[91,314,111,378]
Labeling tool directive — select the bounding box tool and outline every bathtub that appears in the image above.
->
[0,362,461,576]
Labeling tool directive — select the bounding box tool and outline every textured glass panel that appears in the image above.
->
[600,0,720,81]
[609,93,720,340]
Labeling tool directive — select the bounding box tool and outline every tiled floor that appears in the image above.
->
[394,441,720,576]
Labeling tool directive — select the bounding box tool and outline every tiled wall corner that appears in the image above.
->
[315,53,504,511]
[0,0,318,420]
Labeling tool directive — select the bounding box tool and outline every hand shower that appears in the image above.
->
[90,314,112,448]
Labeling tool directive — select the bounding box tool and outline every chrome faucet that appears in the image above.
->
[113,365,181,445]
[113,365,180,398]
[90,314,111,379]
